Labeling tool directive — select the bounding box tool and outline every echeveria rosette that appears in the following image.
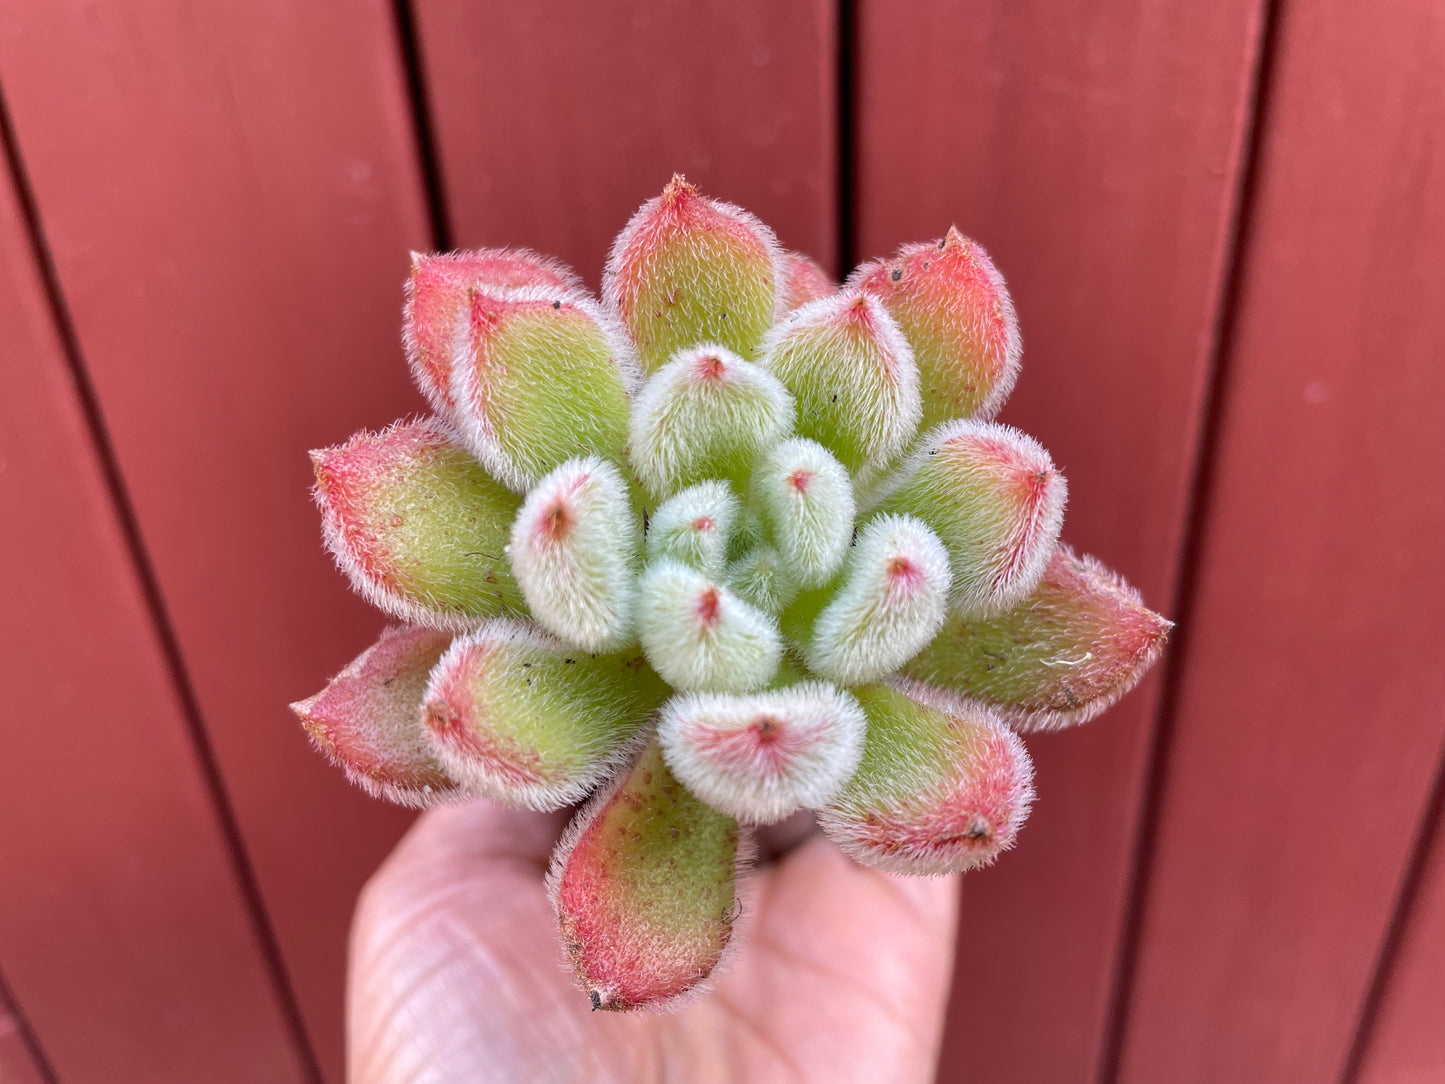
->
[293,174,1171,1012]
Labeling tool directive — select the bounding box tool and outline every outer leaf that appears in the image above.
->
[761,289,921,475]
[290,625,463,807]
[873,419,1066,617]
[628,345,794,500]
[779,251,835,313]
[805,514,952,684]
[849,227,1020,424]
[901,544,1171,730]
[750,437,854,589]
[451,287,639,491]
[312,418,524,629]
[636,560,781,693]
[405,248,583,412]
[548,740,743,1012]
[818,683,1034,875]
[604,175,783,372]
[422,620,665,810]
[658,683,866,824]
[508,456,638,653]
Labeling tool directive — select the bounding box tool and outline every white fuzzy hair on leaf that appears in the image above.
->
[635,560,782,692]
[806,514,952,684]
[657,683,867,824]
[449,285,641,493]
[760,289,921,475]
[508,456,638,652]
[544,732,758,1014]
[645,481,740,578]
[868,418,1067,618]
[627,345,794,500]
[403,247,587,416]
[421,620,654,811]
[312,415,524,633]
[725,544,799,615]
[751,437,855,588]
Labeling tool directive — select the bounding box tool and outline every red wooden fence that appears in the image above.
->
[1,1,1440,1081]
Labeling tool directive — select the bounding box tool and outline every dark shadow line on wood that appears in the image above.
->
[0,968,58,1084]
[392,0,453,250]
[0,80,325,1084]
[1338,749,1445,1084]
[836,0,857,277]
[1094,1,1283,1080]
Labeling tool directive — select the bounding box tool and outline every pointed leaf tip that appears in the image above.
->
[291,625,463,807]
[903,544,1170,730]
[850,231,1020,423]
[548,741,742,1012]
[818,684,1034,875]
[604,184,783,371]
[312,418,525,629]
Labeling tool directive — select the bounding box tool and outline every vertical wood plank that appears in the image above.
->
[1115,0,1445,1079]
[0,126,309,1083]
[853,3,1264,1080]
[413,0,838,280]
[1354,781,1445,1084]
[0,3,433,1077]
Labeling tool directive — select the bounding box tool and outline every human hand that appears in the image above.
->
[348,802,959,1083]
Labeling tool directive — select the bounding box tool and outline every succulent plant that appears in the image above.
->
[294,175,1170,1013]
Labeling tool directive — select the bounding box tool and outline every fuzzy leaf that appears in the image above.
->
[806,515,952,684]
[817,683,1034,875]
[636,560,781,693]
[850,228,1020,423]
[725,544,798,615]
[422,620,665,810]
[452,288,638,491]
[761,289,920,474]
[658,683,866,824]
[751,437,855,589]
[646,481,740,578]
[290,625,463,807]
[779,251,835,313]
[509,457,638,653]
[312,418,525,629]
[902,545,1171,730]
[873,419,1066,617]
[548,740,742,1012]
[405,248,583,412]
[604,175,782,372]
[628,345,794,500]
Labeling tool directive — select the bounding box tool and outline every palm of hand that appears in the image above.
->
[349,803,959,1083]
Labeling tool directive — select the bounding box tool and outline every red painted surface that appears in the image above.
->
[0,142,307,1081]
[0,2,1441,1080]
[0,986,46,1084]
[1356,796,1445,1084]
[0,2,432,1077]
[412,0,838,280]
[1115,0,1445,1078]
[854,3,1265,1080]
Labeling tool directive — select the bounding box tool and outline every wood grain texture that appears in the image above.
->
[853,3,1264,1080]
[1354,785,1445,1084]
[0,3,433,1077]
[0,133,308,1083]
[1114,0,1445,1079]
[413,0,838,281]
